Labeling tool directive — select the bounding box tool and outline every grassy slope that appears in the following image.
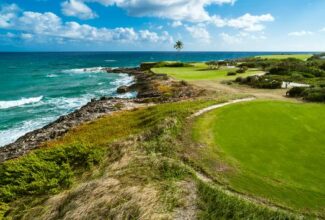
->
[0,99,296,219]
[256,54,313,60]
[192,100,325,215]
[152,62,262,81]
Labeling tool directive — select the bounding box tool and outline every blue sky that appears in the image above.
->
[0,0,325,51]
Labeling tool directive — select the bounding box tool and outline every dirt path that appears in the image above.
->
[189,97,255,118]
[191,80,290,100]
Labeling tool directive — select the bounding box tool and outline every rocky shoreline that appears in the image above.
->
[0,67,203,163]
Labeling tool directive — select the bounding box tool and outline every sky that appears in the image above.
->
[0,0,325,51]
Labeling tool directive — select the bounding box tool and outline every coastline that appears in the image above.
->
[0,66,201,162]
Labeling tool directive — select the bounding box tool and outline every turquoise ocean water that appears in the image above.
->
[0,52,305,146]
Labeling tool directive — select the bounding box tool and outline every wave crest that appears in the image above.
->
[61,67,106,74]
[0,96,43,109]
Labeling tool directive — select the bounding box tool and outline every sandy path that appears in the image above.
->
[191,80,290,100]
[189,97,255,118]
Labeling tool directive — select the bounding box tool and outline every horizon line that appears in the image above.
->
[0,51,322,53]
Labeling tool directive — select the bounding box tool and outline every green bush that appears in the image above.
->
[235,76,244,83]
[236,67,247,74]
[286,87,306,97]
[236,75,282,89]
[227,71,237,76]
[302,72,315,78]
[0,144,105,202]
[154,62,192,68]
[268,66,289,75]
[303,87,325,102]
[287,87,325,102]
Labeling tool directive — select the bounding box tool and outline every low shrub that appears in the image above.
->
[0,144,105,202]
[268,66,289,75]
[140,62,157,71]
[236,67,247,74]
[235,75,282,89]
[287,86,325,102]
[154,62,192,68]
[303,87,325,102]
[227,71,237,76]
[302,72,315,78]
[286,87,306,97]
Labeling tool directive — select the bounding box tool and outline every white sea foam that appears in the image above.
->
[61,67,106,74]
[116,92,137,99]
[0,96,91,147]
[109,73,134,86]
[105,60,116,62]
[0,116,55,147]
[46,74,58,78]
[47,96,91,112]
[0,73,136,147]
[0,96,43,109]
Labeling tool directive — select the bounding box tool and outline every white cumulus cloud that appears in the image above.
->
[0,5,173,45]
[185,24,211,43]
[58,0,274,32]
[61,0,97,19]
[220,32,267,44]
[0,4,20,28]
[288,30,313,36]
[171,21,183,28]
[226,13,274,32]
[80,0,236,22]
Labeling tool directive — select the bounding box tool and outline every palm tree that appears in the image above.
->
[174,40,183,52]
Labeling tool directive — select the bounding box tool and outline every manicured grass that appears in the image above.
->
[152,62,262,81]
[256,54,312,60]
[192,100,325,215]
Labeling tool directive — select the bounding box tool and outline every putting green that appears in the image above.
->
[192,100,325,214]
[152,62,262,81]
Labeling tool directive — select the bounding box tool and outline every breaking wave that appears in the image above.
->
[61,67,107,74]
[0,96,43,109]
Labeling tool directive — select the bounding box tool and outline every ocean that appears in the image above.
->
[0,51,305,146]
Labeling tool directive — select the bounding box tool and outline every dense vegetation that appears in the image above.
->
[0,99,298,219]
[192,100,325,218]
[231,54,325,102]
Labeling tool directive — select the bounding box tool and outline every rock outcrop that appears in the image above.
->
[0,67,205,163]
[0,98,145,162]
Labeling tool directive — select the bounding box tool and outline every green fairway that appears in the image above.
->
[192,101,325,214]
[152,62,262,81]
[256,54,312,60]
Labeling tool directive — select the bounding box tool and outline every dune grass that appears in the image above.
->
[192,100,325,216]
[152,62,262,81]
[256,54,312,60]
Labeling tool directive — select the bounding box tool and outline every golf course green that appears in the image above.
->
[192,100,325,214]
[152,62,262,81]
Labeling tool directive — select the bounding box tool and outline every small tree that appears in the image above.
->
[174,40,183,52]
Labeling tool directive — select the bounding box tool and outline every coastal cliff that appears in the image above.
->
[0,67,202,162]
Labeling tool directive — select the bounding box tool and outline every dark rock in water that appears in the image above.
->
[117,86,129,94]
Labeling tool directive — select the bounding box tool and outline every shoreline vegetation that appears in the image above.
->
[1,53,324,219]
